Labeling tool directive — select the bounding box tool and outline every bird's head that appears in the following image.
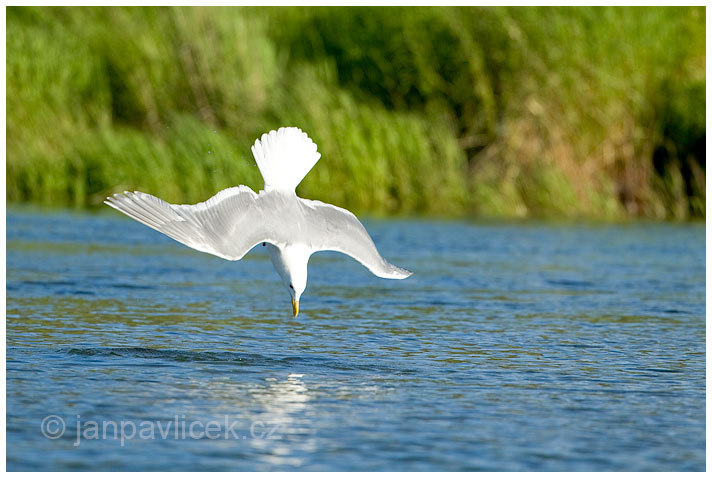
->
[287,273,306,317]
[266,244,310,317]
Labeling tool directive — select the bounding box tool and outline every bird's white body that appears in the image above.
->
[105,127,411,316]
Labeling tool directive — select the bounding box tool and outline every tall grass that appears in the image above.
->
[6,6,705,218]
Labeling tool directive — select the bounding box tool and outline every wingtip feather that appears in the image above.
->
[391,266,413,279]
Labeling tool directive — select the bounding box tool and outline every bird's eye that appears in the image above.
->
[289,284,294,290]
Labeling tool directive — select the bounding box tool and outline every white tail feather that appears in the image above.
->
[251,127,321,192]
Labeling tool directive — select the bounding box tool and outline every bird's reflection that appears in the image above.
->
[246,373,316,466]
[181,370,317,466]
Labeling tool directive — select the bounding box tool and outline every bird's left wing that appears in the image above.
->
[105,187,268,260]
[300,198,412,279]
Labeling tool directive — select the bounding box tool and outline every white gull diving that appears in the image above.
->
[105,127,412,316]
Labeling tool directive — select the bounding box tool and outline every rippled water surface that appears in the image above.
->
[6,207,705,471]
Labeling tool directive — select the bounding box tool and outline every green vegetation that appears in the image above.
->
[6,6,705,218]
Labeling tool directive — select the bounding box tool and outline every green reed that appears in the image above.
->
[6,6,705,218]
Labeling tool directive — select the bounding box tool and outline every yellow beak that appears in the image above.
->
[291,298,299,317]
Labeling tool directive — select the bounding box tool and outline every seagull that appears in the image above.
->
[105,127,412,316]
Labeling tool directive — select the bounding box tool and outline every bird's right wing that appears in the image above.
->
[105,187,268,261]
[300,199,412,279]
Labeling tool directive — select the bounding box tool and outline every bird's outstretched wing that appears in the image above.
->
[105,187,266,261]
[300,198,412,279]
[106,188,412,278]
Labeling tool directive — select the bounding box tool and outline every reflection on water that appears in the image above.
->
[250,374,316,467]
[6,207,706,471]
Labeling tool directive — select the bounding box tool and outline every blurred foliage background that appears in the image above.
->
[6,6,705,219]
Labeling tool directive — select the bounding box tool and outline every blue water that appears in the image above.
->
[6,207,705,471]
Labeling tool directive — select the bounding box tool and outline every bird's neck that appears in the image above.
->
[267,244,310,292]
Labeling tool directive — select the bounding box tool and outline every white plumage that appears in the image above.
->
[105,127,412,316]
[251,128,321,192]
